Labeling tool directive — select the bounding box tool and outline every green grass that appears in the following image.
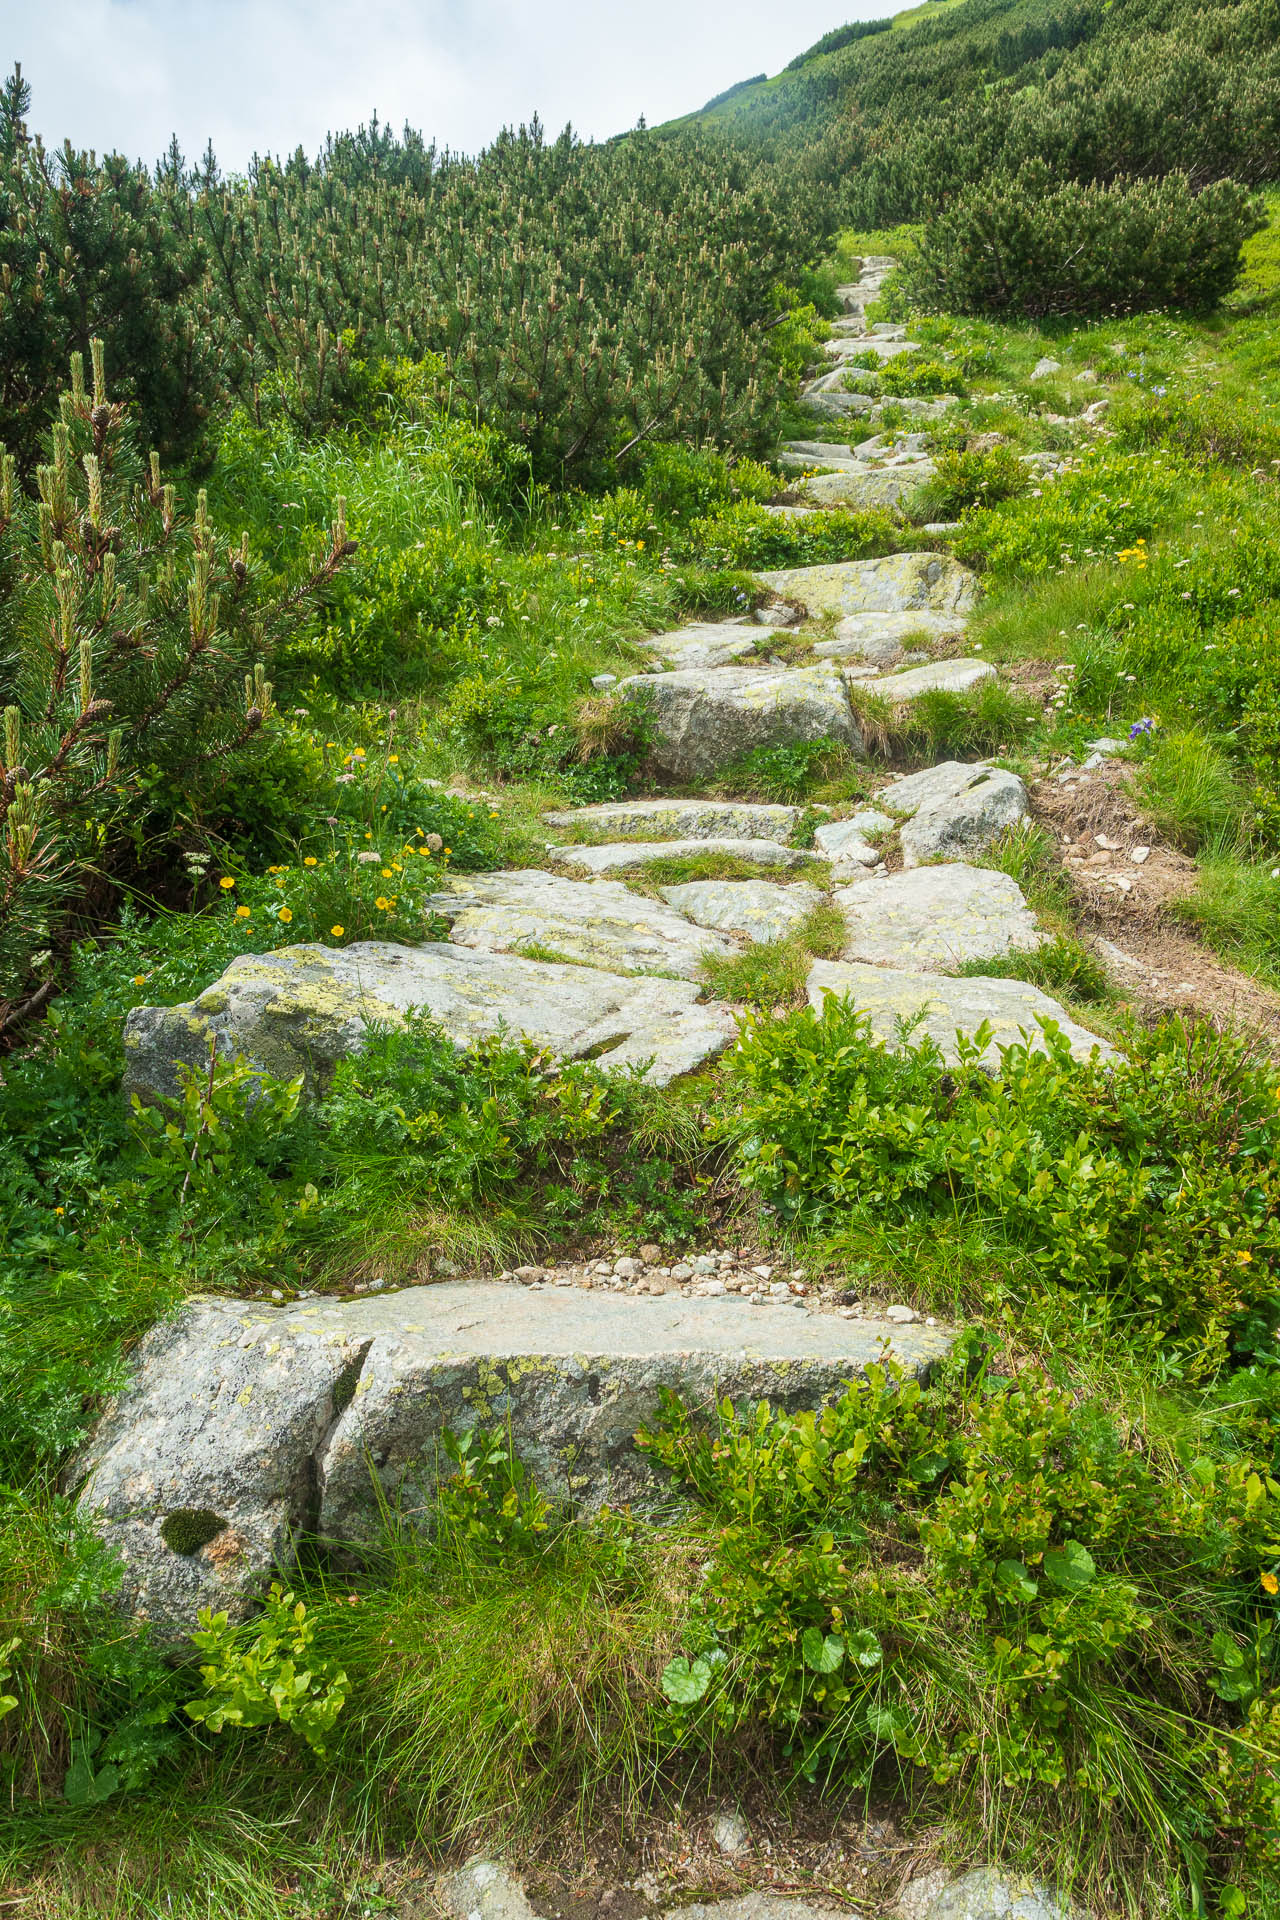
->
[1133,732,1245,854]
[699,901,846,1008]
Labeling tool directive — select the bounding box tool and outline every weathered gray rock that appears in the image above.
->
[620,663,862,781]
[835,864,1042,970]
[861,658,996,704]
[793,463,935,510]
[429,870,733,979]
[881,759,993,816]
[75,1283,954,1632]
[900,1868,1078,1920]
[758,553,978,626]
[668,1898,850,1920]
[807,959,1115,1068]
[660,880,823,945]
[1031,357,1063,380]
[899,770,1030,868]
[555,837,822,876]
[542,799,799,844]
[639,620,763,671]
[813,809,894,868]
[437,1861,538,1920]
[814,610,967,666]
[123,941,738,1104]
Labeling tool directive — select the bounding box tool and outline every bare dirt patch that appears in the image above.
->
[392,1784,946,1920]
[1031,759,1280,1041]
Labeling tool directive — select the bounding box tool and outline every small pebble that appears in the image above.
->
[885,1303,920,1324]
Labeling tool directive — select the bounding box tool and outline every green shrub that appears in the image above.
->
[684,499,901,570]
[902,169,1264,320]
[0,344,354,1013]
[186,1585,350,1759]
[0,70,216,474]
[722,996,1280,1376]
[639,1366,1280,1884]
[876,355,959,397]
[927,445,1031,517]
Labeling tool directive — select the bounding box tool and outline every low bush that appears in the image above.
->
[722,996,1280,1377]
[902,168,1265,320]
[684,499,901,570]
[641,1364,1280,1891]
[927,445,1031,518]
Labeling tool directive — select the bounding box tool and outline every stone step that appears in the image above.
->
[860,657,996,703]
[834,863,1042,971]
[428,870,735,979]
[631,619,764,671]
[74,1283,954,1634]
[659,878,825,943]
[541,798,800,844]
[756,553,979,625]
[122,939,739,1108]
[879,760,1030,866]
[555,836,824,875]
[796,464,935,510]
[619,662,863,782]
[808,959,1115,1069]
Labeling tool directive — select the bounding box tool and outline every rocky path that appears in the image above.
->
[86,254,1117,1637]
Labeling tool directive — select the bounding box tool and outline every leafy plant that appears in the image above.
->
[722,994,1280,1376]
[186,1584,350,1758]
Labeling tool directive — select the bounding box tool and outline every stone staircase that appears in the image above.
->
[78,253,1120,1632]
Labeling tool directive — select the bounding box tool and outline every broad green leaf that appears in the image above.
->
[802,1627,845,1674]
[660,1655,712,1705]
[848,1627,883,1669]
[1042,1540,1096,1592]
[996,1557,1039,1601]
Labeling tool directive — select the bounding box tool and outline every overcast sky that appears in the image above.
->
[13,1,884,172]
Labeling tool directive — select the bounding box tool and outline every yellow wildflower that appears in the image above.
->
[375,896,391,911]
[219,876,236,890]
[279,908,293,924]
[133,974,147,985]
[331,925,345,937]
[235,905,251,920]
[304,856,318,867]
[1264,1571,1279,1596]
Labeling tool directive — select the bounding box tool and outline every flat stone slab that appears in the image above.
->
[757,553,978,625]
[621,663,862,781]
[74,1284,953,1633]
[900,1869,1079,1920]
[123,941,738,1105]
[813,809,893,868]
[555,837,822,875]
[808,959,1115,1069]
[638,620,763,671]
[835,864,1042,970]
[661,880,823,944]
[542,799,799,844]
[861,659,996,703]
[793,463,934,510]
[881,760,994,815]
[429,870,734,980]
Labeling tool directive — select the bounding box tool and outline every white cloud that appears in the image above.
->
[12,0,885,169]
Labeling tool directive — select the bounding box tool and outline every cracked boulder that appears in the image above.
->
[429,870,734,979]
[74,1284,954,1633]
[635,620,765,671]
[879,761,1030,867]
[835,864,1043,971]
[122,940,738,1105]
[620,663,862,781]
